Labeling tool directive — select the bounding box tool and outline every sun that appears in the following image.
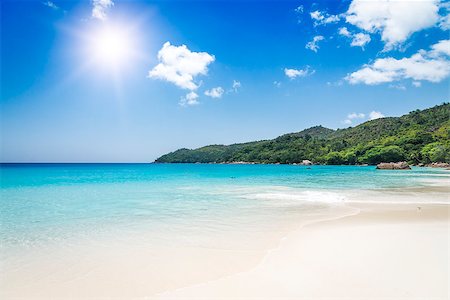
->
[87,23,136,70]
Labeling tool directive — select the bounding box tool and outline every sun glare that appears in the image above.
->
[88,24,135,69]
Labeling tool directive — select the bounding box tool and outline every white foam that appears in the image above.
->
[240,189,347,205]
[239,185,450,206]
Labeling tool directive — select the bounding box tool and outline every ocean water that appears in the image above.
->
[0,164,447,248]
[1,163,448,250]
[0,163,449,297]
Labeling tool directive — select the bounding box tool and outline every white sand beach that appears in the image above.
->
[156,203,449,300]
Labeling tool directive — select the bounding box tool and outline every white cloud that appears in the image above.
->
[438,1,450,30]
[310,10,340,26]
[284,68,299,78]
[369,111,385,120]
[274,81,282,87]
[339,27,352,37]
[326,15,341,24]
[343,119,353,125]
[232,80,241,92]
[345,0,440,50]
[346,67,395,85]
[43,1,58,10]
[310,10,323,21]
[148,42,215,91]
[350,32,371,47]
[339,27,371,48]
[295,5,304,23]
[430,39,450,57]
[389,83,406,90]
[204,87,224,98]
[348,112,366,119]
[327,80,344,87]
[343,110,384,125]
[344,112,365,124]
[412,81,422,87]
[439,14,450,30]
[305,35,325,52]
[92,0,114,21]
[346,39,450,85]
[295,5,304,14]
[284,66,315,79]
[179,92,199,106]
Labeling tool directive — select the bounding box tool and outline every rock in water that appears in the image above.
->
[376,162,411,170]
[300,160,313,166]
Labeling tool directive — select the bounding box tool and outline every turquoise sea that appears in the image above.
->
[1,163,447,250]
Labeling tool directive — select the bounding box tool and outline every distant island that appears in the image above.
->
[156,103,450,165]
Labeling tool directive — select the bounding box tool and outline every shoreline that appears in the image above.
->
[155,204,362,298]
[152,161,450,168]
[156,202,449,299]
[1,184,449,299]
[1,202,358,299]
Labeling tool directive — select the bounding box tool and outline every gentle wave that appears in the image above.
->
[240,189,347,204]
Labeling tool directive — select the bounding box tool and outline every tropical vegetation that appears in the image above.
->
[155,103,450,165]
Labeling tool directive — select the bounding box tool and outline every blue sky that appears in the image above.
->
[1,0,449,162]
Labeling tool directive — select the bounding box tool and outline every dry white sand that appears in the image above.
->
[156,204,449,300]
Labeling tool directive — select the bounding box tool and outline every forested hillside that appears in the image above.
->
[156,103,450,165]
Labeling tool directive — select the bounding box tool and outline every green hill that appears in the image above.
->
[155,103,450,165]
